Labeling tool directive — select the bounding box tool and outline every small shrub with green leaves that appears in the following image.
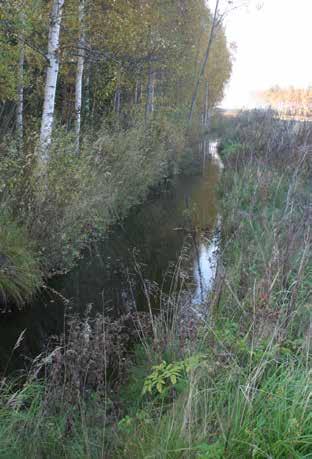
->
[143,354,205,396]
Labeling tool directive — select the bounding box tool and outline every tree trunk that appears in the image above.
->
[134,80,141,104]
[39,0,64,161]
[188,0,220,123]
[145,57,154,124]
[204,80,209,129]
[16,31,24,153]
[114,86,121,115]
[75,0,86,155]
[84,61,91,117]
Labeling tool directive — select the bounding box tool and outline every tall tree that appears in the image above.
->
[16,11,25,152]
[39,0,64,161]
[203,79,209,128]
[189,0,220,122]
[75,0,86,154]
[0,0,232,143]
[145,54,154,123]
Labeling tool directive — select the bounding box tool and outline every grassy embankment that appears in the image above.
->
[0,110,312,458]
[0,114,201,311]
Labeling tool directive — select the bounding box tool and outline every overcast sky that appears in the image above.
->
[221,0,312,108]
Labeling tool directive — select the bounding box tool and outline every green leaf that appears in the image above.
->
[170,375,177,385]
[156,382,163,393]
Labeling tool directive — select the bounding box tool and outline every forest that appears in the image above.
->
[0,0,231,305]
[1,1,312,458]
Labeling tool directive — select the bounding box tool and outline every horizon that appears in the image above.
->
[221,0,312,109]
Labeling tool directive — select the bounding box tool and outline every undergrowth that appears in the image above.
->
[0,110,312,458]
[0,113,194,309]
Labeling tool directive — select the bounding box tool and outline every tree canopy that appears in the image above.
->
[0,0,232,147]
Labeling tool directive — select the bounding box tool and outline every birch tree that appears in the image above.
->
[75,0,86,155]
[39,0,64,161]
[114,86,121,115]
[16,16,24,152]
[145,56,155,123]
[188,0,220,123]
[189,0,248,122]
[203,80,209,128]
[0,0,233,140]
[144,23,155,125]
[134,80,141,105]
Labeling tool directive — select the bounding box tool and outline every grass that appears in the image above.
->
[0,334,311,458]
[0,110,312,457]
[0,211,42,310]
[113,353,312,458]
[109,110,312,457]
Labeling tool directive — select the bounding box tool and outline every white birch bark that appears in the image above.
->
[84,62,90,117]
[114,86,121,115]
[134,80,139,104]
[147,70,155,114]
[145,58,155,124]
[39,0,64,161]
[204,80,209,128]
[75,0,85,155]
[16,32,24,152]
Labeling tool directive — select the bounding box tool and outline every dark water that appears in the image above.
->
[0,143,223,371]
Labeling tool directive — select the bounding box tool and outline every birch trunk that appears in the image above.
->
[204,80,209,128]
[145,58,154,124]
[134,80,140,104]
[188,0,220,122]
[147,72,155,114]
[75,0,86,155]
[114,86,121,115]
[84,62,91,117]
[16,32,24,152]
[39,0,64,161]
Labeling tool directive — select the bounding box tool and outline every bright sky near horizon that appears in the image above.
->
[221,0,312,108]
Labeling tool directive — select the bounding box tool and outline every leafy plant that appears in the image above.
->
[143,354,205,395]
[196,441,224,458]
[220,141,243,158]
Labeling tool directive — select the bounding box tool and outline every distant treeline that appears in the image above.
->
[259,86,312,118]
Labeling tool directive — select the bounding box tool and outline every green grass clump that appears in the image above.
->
[112,352,312,459]
[0,212,42,309]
